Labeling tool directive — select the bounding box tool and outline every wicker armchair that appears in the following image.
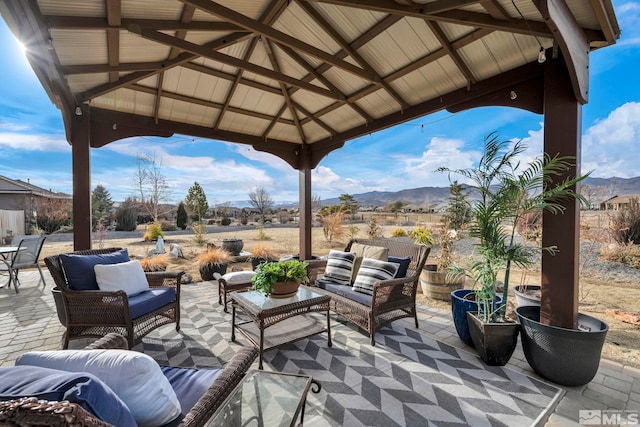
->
[0,333,258,427]
[44,248,183,349]
[308,238,430,345]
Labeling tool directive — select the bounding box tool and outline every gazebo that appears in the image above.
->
[0,0,620,328]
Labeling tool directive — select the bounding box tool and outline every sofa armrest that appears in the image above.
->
[0,397,115,427]
[304,259,327,286]
[83,333,129,350]
[371,275,419,306]
[145,270,183,291]
[62,290,131,325]
[181,347,258,427]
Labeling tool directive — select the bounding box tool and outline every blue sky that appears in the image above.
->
[1,1,639,204]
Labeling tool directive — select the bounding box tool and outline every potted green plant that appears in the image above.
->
[249,242,278,270]
[251,259,310,298]
[197,247,233,281]
[440,132,587,366]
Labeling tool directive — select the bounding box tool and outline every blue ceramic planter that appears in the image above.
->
[451,289,503,345]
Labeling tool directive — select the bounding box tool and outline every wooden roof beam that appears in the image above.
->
[426,21,477,85]
[181,62,282,95]
[479,0,510,19]
[105,0,121,83]
[589,0,618,45]
[45,16,246,31]
[180,0,378,83]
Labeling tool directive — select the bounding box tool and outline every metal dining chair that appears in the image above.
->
[0,235,47,293]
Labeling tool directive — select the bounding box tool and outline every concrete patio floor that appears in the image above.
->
[0,270,638,426]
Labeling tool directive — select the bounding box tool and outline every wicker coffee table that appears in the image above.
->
[231,286,332,369]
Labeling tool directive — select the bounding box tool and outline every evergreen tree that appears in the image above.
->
[91,185,114,228]
[176,201,188,230]
[185,182,209,220]
[115,197,138,231]
[443,181,471,230]
[338,194,359,220]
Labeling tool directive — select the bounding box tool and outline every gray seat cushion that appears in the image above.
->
[316,279,372,307]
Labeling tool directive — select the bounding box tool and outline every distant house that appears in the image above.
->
[0,175,72,236]
[600,194,640,211]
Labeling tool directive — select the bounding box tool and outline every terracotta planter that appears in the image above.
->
[420,265,465,301]
[269,281,301,299]
[199,263,228,281]
[467,312,520,366]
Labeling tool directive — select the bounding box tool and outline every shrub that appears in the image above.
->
[610,197,640,244]
[391,228,408,237]
[197,247,233,266]
[140,254,170,272]
[160,220,176,231]
[192,222,207,246]
[240,217,248,225]
[176,202,187,230]
[115,201,137,231]
[367,218,382,239]
[220,217,232,226]
[601,242,640,268]
[410,227,435,246]
[53,225,74,234]
[320,211,345,243]
[143,222,165,241]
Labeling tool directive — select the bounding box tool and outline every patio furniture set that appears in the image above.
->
[1,238,429,426]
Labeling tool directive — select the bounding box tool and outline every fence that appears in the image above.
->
[0,210,25,244]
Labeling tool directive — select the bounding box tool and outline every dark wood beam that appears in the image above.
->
[290,100,336,136]
[295,0,407,109]
[181,62,281,95]
[62,62,167,74]
[45,16,246,31]
[589,0,617,44]
[479,0,510,19]
[426,21,477,85]
[536,0,589,103]
[105,0,121,83]
[77,32,250,102]
[180,0,378,82]
[70,108,92,250]
[131,28,342,101]
[307,0,480,15]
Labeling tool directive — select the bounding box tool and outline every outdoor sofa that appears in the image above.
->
[0,333,258,427]
[308,238,430,345]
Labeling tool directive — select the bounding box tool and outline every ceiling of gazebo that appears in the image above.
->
[0,0,619,168]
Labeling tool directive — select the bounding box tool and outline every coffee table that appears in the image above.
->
[231,286,332,369]
[204,370,320,427]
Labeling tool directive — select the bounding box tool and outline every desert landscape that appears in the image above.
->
[38,211,640,369]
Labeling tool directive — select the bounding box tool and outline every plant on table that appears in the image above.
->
[251,259,310,296]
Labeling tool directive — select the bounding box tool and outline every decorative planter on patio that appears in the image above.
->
[222,239,244,256]
[515,306,609,386]
[199,263,228,281]
[451,289,503,346]
[513,285,541,307]
[467,312,519,366]
[420,265,465,301]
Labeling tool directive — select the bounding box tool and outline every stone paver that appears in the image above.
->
[1,269,639,426]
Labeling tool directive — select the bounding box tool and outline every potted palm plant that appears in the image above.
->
[251,259,310,298]
[197,247,233,281]
[440,132,588,366]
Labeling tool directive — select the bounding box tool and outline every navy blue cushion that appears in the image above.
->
[388,256,411,278]
[128,287,176,319]
[60,249,130,291]
[0,365,136,427]
[316,279,372,306]
[161,365,222,424]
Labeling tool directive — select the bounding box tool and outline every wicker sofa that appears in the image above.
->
[45,247,183,349]
[0,333,258,427]
[308,238,430,345]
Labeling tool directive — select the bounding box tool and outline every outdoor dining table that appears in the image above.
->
[0,246,21,289]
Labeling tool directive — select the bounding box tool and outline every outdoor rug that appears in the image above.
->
[133,284,562,427]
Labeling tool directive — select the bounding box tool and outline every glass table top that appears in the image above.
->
[204,370,312,427]
[233,286,324,310]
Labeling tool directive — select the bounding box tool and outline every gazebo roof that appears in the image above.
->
[0,0,619,168]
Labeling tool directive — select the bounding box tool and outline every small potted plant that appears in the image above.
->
[251,259,310,298]
[197,247,233,281]
[249,242,278,270]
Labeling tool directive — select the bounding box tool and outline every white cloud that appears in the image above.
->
[583,102,640,177]
[0,132,69,151]
[0,122,29,131]
[403,137,480,186]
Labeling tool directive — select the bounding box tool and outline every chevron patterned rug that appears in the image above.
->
[133,284,562,427]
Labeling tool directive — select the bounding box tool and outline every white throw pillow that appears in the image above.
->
[322,250,356,285]
[16,349,181,427]
[94,260,149,296]
[352,257,399,295]
[221,270,255,284]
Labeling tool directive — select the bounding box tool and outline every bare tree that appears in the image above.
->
[249,187,274,224]
[134,154,171,222]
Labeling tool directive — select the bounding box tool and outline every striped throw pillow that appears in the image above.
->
[322,250,356,285]
[352,258,399,295]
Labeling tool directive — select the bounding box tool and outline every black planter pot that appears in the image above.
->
[251,257,274,271]
[199,263,228,281]
[222,239,244,256]
[467,312,520,366]
[51,287,67,327]
[515,306,609,386]
[451,289,504,346]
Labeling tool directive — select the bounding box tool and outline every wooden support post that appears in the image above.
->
[70,107,92,251]
[540,56,582,328]
[298,146,313,260]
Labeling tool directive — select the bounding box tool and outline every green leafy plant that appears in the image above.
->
[251,260,310,296]
[439,132,588,322]
[410,227,436,246]
[143,222,165,241]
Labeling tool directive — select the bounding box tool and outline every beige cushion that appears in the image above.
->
[221,270,255,284]
[350,243,389,282]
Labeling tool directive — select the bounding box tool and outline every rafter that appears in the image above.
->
[214,0,289,131]
[105,0,121,83]
[295,0,407,109]
[479,0,510,19]
[425,20,476,85]
[78,31,250,102]
[45,15,246,31]
[180,0,378,82]
[181,62,281,95]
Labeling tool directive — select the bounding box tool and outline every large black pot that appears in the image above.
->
[222,239,244,256]
[51,287,67,327]
[515,306,608,386]
[199,263,228,281]
[467,312,520,366]
[451,289,503,346]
